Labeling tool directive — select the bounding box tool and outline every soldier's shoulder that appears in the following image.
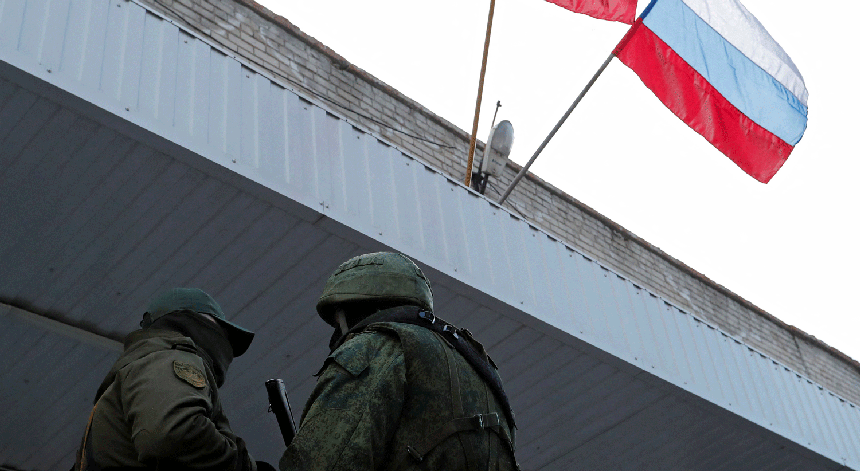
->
[326,329,402,377]
[119,335,206,379]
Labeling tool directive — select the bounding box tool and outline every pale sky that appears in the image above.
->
[257,0,860,363]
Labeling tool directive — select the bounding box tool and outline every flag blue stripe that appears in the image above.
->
[642,0,807,145]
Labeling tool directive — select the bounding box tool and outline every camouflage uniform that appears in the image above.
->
[279,252,517,471]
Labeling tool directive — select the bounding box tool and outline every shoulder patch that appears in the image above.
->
[173,360,207,388]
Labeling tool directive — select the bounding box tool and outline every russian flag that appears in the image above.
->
[613,0,808,183]
[545,0,638,25]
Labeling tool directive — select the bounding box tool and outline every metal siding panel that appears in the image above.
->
[625,286,665,373]
[40,0,71,73]
[0,334,79,456]
[653,295,692,386]
[207,48,228,153]
[808,386,846,462]
[119,1,144,112]
[607,272,642,364]
[365,139,395,237]
[748,353,788,433]
[479,204,515,297]
[257,81,286,187]
[715,333,752,413]
[836,402,860,465]
[191,38,211,142]
[592,268,624,356]
[0,0,26,53]
[137,10,162,122]
[0,87,36,157]
[413,165,448,264]
[390,153,425,254]
[767,360,805,440]
[699,325,736,408]
[794,377,830,451]
[673,308,716,399]
[19,351,113,469]
[837,400,860,465]
[570,253,602,341]
[517,225,546,311]
[100,0,128,101]
[734,346,770,426]
[35,138,154,311]
[342,123,372,224]
[0,75,15,106]
[310,106,339,206]
[610,277,645,369]
[80,0,109,90]
[223,59,243,164]
[540,243,575,332]
[820,394,857,465]
[1,124,115,299]
[187,206,291,294]
[687,317,725,403]
[173,28,197,137]
[0,95,58,178]
[286,95,319,201]
[630,285,680,385]
[86,173,229,330]
[17,0,47,58]
[156,20,178,126]
[59,0,89,79]
[782,369,820,449]
[493,215,532,308]
[439,179,471,275]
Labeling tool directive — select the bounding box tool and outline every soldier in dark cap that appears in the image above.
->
[279,252,518,471]
[74,288,273,471]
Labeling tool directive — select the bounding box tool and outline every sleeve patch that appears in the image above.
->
[173,360,207,388]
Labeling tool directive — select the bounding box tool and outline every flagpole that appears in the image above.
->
[464,0,497,188]
[497,51,616,205]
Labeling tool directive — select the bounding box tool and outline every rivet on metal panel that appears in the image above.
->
[47,69,52,73]
[125,108,130,111]
[232,159,236,163]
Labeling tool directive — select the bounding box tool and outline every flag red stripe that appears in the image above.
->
[545,0,637,24]
[615,24,794,183]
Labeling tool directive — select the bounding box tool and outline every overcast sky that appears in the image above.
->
[256,0,860,363]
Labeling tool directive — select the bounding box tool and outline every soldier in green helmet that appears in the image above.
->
[74,288,274,471]
[279,252,518,471]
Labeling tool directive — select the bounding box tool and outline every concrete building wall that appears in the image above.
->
[136,0,860,404]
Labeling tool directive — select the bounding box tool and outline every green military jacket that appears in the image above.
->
[280,321,517,471]
[77,329,255,470]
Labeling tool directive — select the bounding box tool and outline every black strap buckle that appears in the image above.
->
[441,324,460,339]
[418,310,436,324]
[472,412,500,430]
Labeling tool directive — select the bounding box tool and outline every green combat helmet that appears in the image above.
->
[317,252,433,327]
[144,288,255,356]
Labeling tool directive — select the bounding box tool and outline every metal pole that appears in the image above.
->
[498,52,616,205]
[464,0,497,188]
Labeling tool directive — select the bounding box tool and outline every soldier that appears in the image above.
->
[280,252,518,470]
[74,288,273,471]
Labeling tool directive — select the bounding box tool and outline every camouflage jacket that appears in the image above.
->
[75,329,255,470]
[279,320,517,471]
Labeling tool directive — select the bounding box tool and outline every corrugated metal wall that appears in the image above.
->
[1,0,859,469]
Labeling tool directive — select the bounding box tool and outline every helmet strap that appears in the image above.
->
[335,309,350,337]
